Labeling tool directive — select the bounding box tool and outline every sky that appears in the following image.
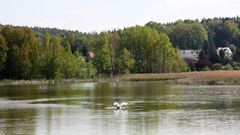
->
[0,0,239,32]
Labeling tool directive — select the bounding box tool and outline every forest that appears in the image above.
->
[0,16,240,80]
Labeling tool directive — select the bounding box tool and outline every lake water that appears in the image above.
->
[1,81,240,135]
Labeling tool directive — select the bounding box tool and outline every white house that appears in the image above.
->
[216,47,233,59]
[180,50,200,61]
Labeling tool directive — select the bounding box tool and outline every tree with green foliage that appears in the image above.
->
[70,52,86,78]
[1,26,38,79]
[40,32,89,79]
[202,18,240,47]
[2,16,240,79]
[0,26,96,80]
[201,18,222,45]
[85,61,96,78]
[121,26,187,73]
[168,21,208,49]
[223,20,240,44]
[28,31,41,78]
[201,41,219,64]
[0,34,8,72]
[93,33,111,75]
[39,31,51,78]
[145,21,166,33]
[116,48,134,73]
[233,47,240,62]
[108,32,121,74]
[45,36,63,79]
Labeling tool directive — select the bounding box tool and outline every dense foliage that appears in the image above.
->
[167,21,208,50]
[0,25,186,79]
[0,26,94,79]
[145,16,240,71]
[120,26,186,73]
[197,17,240,70]
[1,16,240,79]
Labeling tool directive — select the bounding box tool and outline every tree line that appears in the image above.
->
[1,16,240,79]
[0,25,186,80]
[146,16,240,70]
[0,26,95,79]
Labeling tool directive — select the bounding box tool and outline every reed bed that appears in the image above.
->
[120,71,240,85]
[122,71,240,79]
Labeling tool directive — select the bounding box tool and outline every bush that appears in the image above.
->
[231,62,240,70]
[222,64,233,70]
[195,59,213,70]
[186,67,192,72]
[233,66,240,70]
[202,66,210,71]
[212,63,223,70]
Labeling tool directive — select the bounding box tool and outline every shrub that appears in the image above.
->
[195,59,213,70]
[212,63,223,70]
[202,66,210,71]
[233,66,240,70]
[231,62,240,70]
[222,64,233,70]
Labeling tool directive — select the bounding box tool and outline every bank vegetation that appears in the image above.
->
[121,71,240,85]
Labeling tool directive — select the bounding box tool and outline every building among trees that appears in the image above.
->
[180,50,200,61]
[85,51,95,61]
[216,47,233,59]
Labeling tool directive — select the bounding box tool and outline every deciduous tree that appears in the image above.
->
[0,34,8,72]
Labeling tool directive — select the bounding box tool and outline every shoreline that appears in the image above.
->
[120,71,240,85]
[0,79,95,86]
[1,71,240,86]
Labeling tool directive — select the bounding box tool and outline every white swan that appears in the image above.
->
[113,101,128,109]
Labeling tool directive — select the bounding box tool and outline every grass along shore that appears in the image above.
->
[120,71,240,85]
[0,79,96,86]
[1,71,240,86]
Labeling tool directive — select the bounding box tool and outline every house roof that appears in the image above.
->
[216,47,232,54]
[87,51,95,58]
[179,50,200,60]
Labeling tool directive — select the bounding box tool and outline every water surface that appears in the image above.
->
[1,81,240,135]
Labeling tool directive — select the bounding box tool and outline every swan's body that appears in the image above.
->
[113,101,128,109]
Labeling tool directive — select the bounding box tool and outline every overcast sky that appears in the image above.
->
[0,0,239,32]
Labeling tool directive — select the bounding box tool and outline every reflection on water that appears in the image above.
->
[1,82,240,135]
